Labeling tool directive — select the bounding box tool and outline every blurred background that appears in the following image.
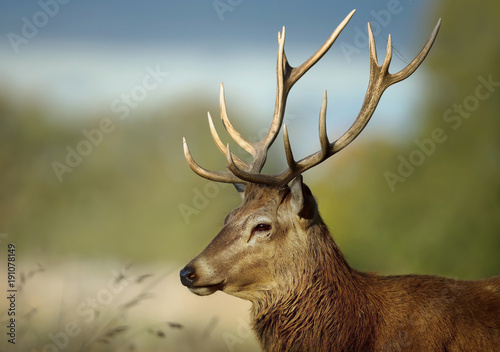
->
[0,0,498,351]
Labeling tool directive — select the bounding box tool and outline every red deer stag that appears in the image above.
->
[180,10,500,352]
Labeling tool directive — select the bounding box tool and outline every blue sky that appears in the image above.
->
[0,1,439,140]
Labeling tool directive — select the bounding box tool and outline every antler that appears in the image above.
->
[183,11,441,189]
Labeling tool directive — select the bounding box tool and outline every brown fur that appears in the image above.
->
[181,182,500,351]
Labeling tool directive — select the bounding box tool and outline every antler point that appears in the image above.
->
[278,26,286,42]
[182,137,191,156]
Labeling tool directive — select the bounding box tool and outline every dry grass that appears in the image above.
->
[0,259,258,352]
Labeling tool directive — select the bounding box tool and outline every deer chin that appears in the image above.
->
[188,281,224,296]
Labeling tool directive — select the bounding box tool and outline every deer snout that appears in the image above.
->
[179,260,224,296]
[180,265,196,287]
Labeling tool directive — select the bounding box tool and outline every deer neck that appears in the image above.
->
[250,222,378,351]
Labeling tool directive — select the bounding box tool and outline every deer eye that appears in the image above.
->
[253,224,271,233]
[248,221,272,242]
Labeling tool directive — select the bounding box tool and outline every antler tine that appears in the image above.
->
[318,90,330,156]
[244,25,288,174]
[387,18,441,85]
[183,137,243,184]
[324,21,390,154]
[283,124,297,170]
[207,112,227,155]
[219,84,254,154]
[207,112,249,170]
[287,9,356,88]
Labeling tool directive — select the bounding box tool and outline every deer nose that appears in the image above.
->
[180,265,197,287]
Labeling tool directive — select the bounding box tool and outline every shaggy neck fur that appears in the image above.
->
[250,221,381,352]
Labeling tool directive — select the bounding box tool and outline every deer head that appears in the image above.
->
[180,10,440,302]
[179,178,326,301]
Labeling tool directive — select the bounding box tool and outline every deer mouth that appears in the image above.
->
[188,281,225,296]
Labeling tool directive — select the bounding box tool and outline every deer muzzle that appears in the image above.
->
[179,262,224,296]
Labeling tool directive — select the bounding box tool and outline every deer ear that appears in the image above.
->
[233,183,246,199]
[290,175,316,219]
